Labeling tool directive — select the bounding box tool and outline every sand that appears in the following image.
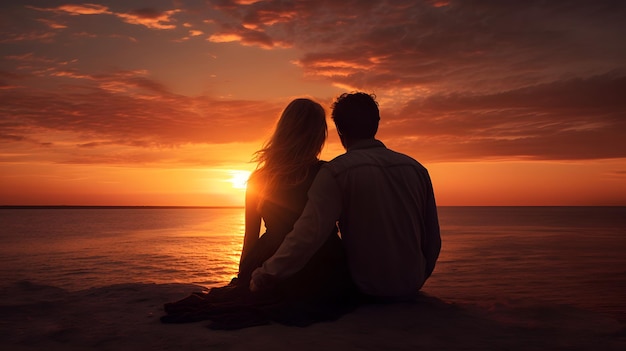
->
[1,281,624,351]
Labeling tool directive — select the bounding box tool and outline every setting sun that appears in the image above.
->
[228,170,251,190]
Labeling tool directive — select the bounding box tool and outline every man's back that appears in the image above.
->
[324,139,440,297]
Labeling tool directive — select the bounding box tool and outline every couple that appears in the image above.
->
[162,92,441,329]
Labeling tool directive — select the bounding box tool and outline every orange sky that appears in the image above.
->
[1,1,625,206]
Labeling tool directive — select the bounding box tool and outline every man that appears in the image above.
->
[251,92,441,299]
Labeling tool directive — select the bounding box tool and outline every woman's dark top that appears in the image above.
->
[237,161,345,293]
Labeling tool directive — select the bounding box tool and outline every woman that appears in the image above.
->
[162,98,355,328]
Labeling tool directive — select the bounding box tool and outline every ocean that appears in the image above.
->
[1,206,624,324]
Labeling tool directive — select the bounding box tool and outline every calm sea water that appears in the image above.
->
[0,206,624,322]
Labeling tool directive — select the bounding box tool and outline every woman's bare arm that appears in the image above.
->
[239,179,261,270]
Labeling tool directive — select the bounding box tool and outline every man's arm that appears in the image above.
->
[250,167,342,291]
[422,173,441,278]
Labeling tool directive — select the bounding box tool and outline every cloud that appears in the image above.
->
[2,0,625,165]
[208,0,626,94]
[207,27,278,48]
[199,0,626,162]
[607,170,626,180]
[207,0,300,48]
[380,74,626,161]
[0,45,283,167]
[0,49,281,166]
[115,8,181,30]
[36,18,67,29]
[0,31,57,43]
[208,32,243,43]
[5,69,619,165]
[52,4,111,15]
[4,53,78,81]
[0,77,279,147]
[27,3,181,30]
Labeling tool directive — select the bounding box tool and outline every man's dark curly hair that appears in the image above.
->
[331,92,380,139]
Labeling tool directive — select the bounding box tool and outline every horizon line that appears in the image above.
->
[0,205,245,209]
[1,205,624,209]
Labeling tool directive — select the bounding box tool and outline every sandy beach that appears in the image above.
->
[1,281,624,351]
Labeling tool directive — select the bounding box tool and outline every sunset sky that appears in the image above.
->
[1,0,625,206]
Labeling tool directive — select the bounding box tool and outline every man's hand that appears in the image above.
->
[249,278,259,292]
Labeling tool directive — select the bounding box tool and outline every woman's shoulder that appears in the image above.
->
[248,169,264,186]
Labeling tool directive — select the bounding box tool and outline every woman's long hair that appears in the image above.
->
[251,98,327,207]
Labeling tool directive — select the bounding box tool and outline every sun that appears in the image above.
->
[228,170,251,189]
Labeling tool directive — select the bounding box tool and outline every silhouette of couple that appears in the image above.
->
[162,92,441,329]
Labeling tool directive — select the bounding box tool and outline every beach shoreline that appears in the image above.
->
[1,281,623,351]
